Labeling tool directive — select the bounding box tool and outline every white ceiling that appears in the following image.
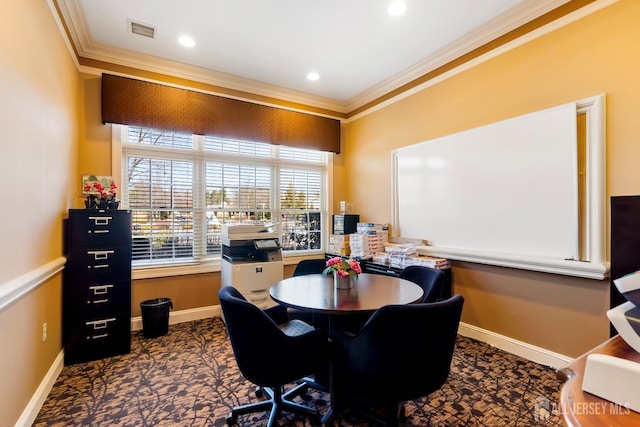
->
[57,0,570,113]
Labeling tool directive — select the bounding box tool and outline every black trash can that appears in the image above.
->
[140,298,173,338]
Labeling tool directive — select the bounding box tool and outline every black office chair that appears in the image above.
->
[398,265,447,303]
[330,294,465,426]
[289,258,331,332]
[335,266,449,334]
[219,286,329,427]
[293,258,327,276]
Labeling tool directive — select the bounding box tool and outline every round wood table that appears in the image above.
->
[269,272,424,314]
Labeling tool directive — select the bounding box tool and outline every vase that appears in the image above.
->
[333,271,353,289]
[85,197,97,209]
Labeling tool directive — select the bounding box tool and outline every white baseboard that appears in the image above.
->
[129,306,573,370]
[458,322,573,370]
[130,308,573,370]
[131,305,221,331]
[15,349,64,427]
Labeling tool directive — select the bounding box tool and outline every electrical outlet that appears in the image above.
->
[42,323,47,342]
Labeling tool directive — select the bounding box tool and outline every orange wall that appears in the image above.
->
[0,0,79,424]
[132,273,221,317]
[76,74,114,198]
[343,0,640,357]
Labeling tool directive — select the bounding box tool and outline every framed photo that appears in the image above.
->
[82,175,115,195]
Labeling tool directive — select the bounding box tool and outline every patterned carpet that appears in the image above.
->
[34,317,563,426]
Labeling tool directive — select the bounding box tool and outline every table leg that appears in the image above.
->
[320,360,342,425]
[321,315,348,426]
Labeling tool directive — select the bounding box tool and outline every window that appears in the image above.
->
[119,126,329,268]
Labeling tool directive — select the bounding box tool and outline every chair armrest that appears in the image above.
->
[264,304,289,325]
[330,324,357,348]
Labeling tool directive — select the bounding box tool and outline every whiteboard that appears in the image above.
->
[393,102,578,260]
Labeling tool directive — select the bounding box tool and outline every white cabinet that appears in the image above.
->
[221,259,283,308]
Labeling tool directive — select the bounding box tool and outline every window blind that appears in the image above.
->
[123,125,328,266]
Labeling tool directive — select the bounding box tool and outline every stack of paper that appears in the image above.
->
[222,223,277,242]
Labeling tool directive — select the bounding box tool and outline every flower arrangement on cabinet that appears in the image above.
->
[323,256,362,281]
[82,175,119,209]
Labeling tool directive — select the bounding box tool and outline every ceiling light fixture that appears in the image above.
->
[178,35,196,47]
[388,1,407,16]
[307,72,320,81]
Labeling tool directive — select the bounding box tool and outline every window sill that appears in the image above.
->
[132,261,222,280]
[131,252,325,280]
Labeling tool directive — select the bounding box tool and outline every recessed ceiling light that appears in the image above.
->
[178,35,195,47]
[307,72,320,81]
[388,1,407,16]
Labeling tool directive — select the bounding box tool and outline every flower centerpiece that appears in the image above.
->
[323,256,362,289]
[83,175,119,209]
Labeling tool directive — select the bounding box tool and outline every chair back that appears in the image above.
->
[398,266,446,303]
[293,259,327,276]
[333,294,464,403]
[219,286,327,387]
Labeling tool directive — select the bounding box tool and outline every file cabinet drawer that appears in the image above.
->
[68,210,131,248]
[66,280,131,318]
[67,247,131,282]
[64,314,131,365]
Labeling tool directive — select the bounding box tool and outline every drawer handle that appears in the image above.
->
[86,318,116,330]
[94,321,108,330]
[91,298,109,304]
[88,250,115,260]
[90,264,110,269]
[89,333,109,340]
[89,285,113,295]
[89,216,113,226]
[90,230,110,234]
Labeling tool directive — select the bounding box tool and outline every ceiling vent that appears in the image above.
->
[130,21,156,39]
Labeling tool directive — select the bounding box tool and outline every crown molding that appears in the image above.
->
[55,0,596,116]
[79,44,349,114]
[344,0,572,112]
[55,0,348,113]
[345,0,617,122]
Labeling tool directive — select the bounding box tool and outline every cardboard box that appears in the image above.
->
[330,234,350,243]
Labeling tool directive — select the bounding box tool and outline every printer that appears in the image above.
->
[221,224,283,308]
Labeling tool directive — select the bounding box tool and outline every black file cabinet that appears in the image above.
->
[63,209,132,365]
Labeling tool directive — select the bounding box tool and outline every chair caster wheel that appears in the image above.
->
[226,413,237,426]
[255,386,264,398]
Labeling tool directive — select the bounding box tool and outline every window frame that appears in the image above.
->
[112,125,333,279]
